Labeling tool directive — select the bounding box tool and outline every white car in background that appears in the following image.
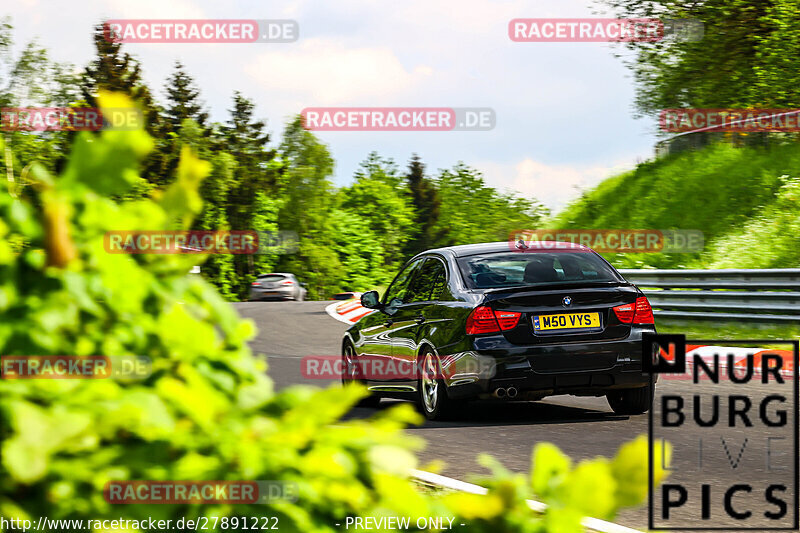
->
[250,273,307,301]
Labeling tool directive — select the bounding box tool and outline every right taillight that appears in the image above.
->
[633,296,654,324]
[613,297,654,325]
[466,306,521,334]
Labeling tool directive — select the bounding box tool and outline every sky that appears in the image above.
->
[3,0,660,213]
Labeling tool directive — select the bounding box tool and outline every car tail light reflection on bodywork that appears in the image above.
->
[612,296,654,325]
[466,306,521,334]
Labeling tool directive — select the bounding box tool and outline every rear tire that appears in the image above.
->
[342,341,380,408]
[606,383,653,415]
[417,350,456,421]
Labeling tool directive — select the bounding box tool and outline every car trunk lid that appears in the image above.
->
[480,282,639,345]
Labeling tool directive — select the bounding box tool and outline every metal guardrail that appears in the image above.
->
[654,109,800,157]
[619,269,800,323]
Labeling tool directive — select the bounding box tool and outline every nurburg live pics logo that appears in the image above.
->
[645,334,799,530]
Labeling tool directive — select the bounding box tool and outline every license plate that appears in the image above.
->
[533,312,601,333]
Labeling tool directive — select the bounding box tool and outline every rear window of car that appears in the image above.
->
[258,274,286,282]
[457,252,621,289]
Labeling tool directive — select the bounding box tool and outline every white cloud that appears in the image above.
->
[477,156,637,213]
[244,38,433,106]
[99,0,206,18]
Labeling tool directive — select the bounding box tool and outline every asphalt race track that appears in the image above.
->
[234,301,797,531]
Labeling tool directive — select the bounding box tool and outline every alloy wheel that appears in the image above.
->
[342,344,358,384]
[421,352,439,412]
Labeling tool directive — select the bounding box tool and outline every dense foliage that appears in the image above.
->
[0,93,667,532]
[601,0,800,116]
[552,141,800,269]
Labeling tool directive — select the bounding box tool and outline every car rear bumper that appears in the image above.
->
[442,327,657,399]
[446,363,653,400]
[250,287,295,300]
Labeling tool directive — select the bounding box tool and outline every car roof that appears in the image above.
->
[424,241,589,258]
[258,272,293,276]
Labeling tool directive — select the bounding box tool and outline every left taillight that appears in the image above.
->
[466,306,521,334]
[251,281,261,286]
[466,306,499,334]
[612,297,654,325]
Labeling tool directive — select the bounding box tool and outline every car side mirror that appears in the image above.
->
[360,290,382,310]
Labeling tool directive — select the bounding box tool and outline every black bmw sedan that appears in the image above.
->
[341,241,658,420]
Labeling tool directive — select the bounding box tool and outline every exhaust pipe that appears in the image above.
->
[493,387,506,399]
[506,387,518,399]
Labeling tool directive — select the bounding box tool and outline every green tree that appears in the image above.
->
[2,42,79,108]
[339,152,415,268]
[223,92,276,217]
[328,208,387,290]
[199,92,279,298]
[81,22,160,132]
[403,154,442,257]
[154,62,212,193]
[0,19,80,180]
[602,0,800,115]
[275,116,341,298]
[431,163,547,247]
[81,22,165,184]
[163,61,208,132]
[193,149,238,298]
[352,151,402,187]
